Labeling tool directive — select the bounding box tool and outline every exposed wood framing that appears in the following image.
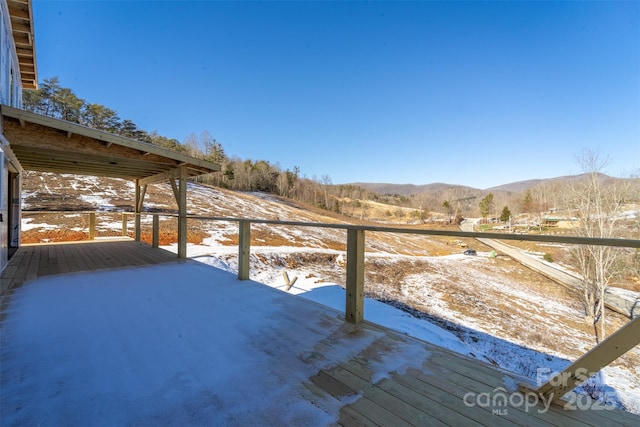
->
[7,0,38,89]
[137,185,147,212]
[138,165,211,186]
[1,106,220,181]
[169,178,179,202]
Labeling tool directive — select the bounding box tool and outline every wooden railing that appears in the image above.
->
[22,211,132,240]
[22,210,640,403]
[189,215,640,404]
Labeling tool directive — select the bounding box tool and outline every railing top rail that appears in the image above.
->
[24,210,134,215]
[21,210,640,249]
[187,215,640,249]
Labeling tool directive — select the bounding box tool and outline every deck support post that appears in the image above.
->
[134,181,141,241]
[177,166,187,259]
[346,228,365,323]
[88,212,96,240]
[238,220,250,280]
[152,214,159,248]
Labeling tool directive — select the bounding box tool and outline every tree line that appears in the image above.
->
[23,77,377,210]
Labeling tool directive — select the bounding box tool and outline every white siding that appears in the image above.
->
[0,0,24,272]
[0,0,22,108]
[0,148,6,269]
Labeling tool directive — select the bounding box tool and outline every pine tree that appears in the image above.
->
[479,193,494,219]
[522,189,533,213]
[499,205,511,222]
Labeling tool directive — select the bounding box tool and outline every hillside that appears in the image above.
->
[20,171,640,414]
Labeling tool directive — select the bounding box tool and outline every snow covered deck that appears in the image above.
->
[1,241,639,426]
[0,240,180,295]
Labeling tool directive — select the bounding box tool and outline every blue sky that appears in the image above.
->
[32,1,639,189]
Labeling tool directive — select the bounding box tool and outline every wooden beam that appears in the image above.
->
[346,228,365,324]
[134,181,141,242]
[170,179,179,206]
[522,316,640,402]
[9,20,32,33]
[9,144,173,179]
[137,184,147,213]
[139,168,182,187]
[7,1,31,20]
[142,169,180,187]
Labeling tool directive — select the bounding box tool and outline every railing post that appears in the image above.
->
[122,213,127,237]
[177,167,187,259]
[152,214,159,248]
[238,220,251,280]
[88,212,96,240]
[346,228,365,323]
[135,182,141,242]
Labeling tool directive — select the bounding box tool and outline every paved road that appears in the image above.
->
[461,220,639,318]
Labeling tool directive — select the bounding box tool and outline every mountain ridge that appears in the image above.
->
[349,173,621,195]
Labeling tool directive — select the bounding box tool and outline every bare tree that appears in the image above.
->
[569,149,628,341]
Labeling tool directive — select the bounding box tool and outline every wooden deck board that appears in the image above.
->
[0,240,181,296]
[427,351,632,427]
[378,376,501,427]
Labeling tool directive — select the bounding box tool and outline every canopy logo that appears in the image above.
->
[462,368,617,416]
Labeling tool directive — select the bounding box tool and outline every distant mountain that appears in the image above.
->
[485,179,547,193]
[352,173,623,196]
[486,173,625,193]
[350,182,479,196]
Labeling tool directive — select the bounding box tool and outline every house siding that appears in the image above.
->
[0,0,25,272]
[0,1,23,108]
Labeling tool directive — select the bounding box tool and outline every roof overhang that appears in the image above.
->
[7,0,37,89]
[1,105,220,184]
